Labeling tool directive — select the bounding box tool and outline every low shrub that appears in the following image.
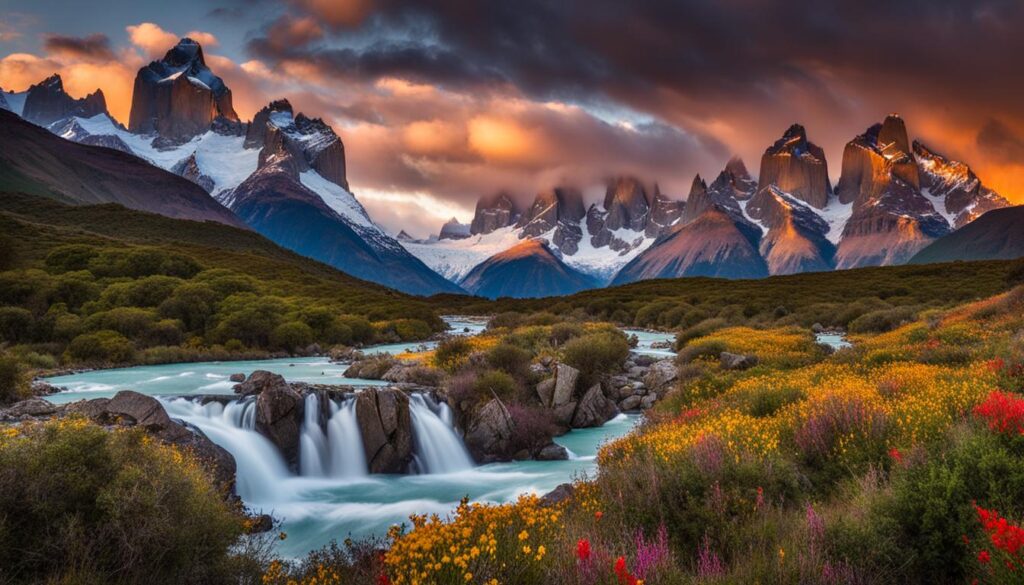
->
[561,330,630,387]
[65,330,135,364]
[486,343,532,378]
[472,370,521,403]
[433,337,474,372]
[0,419,247,584]
[0,354,29,405]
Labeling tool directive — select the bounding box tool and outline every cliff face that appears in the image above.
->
[647,184,684,237]
[913,140,1008,228]
[516,187,586,253]
[602,177,650,231]
[756,124,831,209]
[470,192,520,235]
[833,115,951,269]
[128,38,239,142]
[21,75,108,126]
[249,99,348,189]
[746,186,835,274]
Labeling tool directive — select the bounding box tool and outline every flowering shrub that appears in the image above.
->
[974,391,1024,437]
[383,495,560,584]
[974,505,1024,582]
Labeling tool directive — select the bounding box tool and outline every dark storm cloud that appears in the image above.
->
[978,120,1024,165]
[254,0,1024,113]
[43,33,116,61]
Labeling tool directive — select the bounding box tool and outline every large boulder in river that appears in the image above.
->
[255,381,305,469]
[464,398,515,463]
[643,359,678,394]
[2,398,58,418]
[571,384,619,428]
[355,388,413,473]
[234,370,288,397]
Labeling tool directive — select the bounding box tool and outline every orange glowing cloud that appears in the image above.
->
[126,23,218,58]
[467,116,552,167]
[293,0,374,28]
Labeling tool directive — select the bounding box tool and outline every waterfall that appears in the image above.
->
[161,397,290,503]
[299,394,330,476]
[409,394,474,473]
[326,398,368,477]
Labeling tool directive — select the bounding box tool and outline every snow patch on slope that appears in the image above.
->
[4,91,27,116]
[299,171,375,230]
[818,197,854,244]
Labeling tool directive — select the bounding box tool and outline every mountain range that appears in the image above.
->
[404,116,1017,296]
[0,38,458,297]
[1,37,1019,299]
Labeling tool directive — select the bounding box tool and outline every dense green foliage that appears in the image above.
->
[0,194,445,387]
[0,419,252,584]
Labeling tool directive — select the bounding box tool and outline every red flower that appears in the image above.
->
[979,550,991,564]
[973,391,1024,436]
[987,358,1006,373]
[595,511,604,521]
[888,447,903,464]
[614,556,639,585]
[377,575,391,585]
[975,505,1024,559]
[576,538,591,561]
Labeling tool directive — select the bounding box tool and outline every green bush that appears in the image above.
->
[472,370,521,402]
[433,337,474,372]
[0,306,34,343]
[549,322,584,346]
[66,330,135,364]
[848,307,917,334]
[561,330,630,387]
[486,343,532,378]
[0,419,246,584]
[0,354,29,405]
[271,321,315,352]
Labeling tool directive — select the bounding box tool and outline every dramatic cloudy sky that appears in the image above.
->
[2,0,1023,237]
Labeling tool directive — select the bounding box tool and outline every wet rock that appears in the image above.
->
[355,388,413,473]
[464,398,514,463]
[641,394,658,409]
[572,384,619,428]
[541,483,575,506]
[649,340,674,349]
[95,391,236,490]
[255,381,305,469]
[552,363,579,406]
[344,356,399,380]
[248,514,274,534]
[3,398,57,418]
[811,323,825,333]
[536,443,569,461]
[552,401,578,428]
[619,395,643,411]
[720,352,759,370]
[329,345,365,362]
[234,370,289,397]
[229,373,246,383]
[643,359,678,393]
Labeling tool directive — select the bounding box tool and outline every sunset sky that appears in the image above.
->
[2,0,1023,237]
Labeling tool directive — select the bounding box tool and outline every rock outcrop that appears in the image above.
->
[646,184,685,237]
[247,99,348,189]
[757,124,832,209]
[470,192,520,235]
[913,141,1008,228]
[355,388,414,473]
[834,115,951,268]
[254,375,305,469]
[439,217,471,240]
[171,153,215,192]
[463,398,515,463]
[516,187,587,253]
[21,74,108,126]
[128,38,239,142]
[571,383,619,428]
[745,185,835,274]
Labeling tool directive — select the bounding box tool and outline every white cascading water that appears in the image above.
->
[161,397,290,502]
[326,398,368,477]
[409,394,474,473]
[299,394,330,476]
[164,391,471,491]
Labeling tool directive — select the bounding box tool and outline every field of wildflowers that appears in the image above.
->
[368,285,1024,585]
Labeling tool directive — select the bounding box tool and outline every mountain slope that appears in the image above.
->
[909,206,1024,264]
[228,156,463,296]
[459,239,599,299]
[612,206,768,284]
[0,109,243,228]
